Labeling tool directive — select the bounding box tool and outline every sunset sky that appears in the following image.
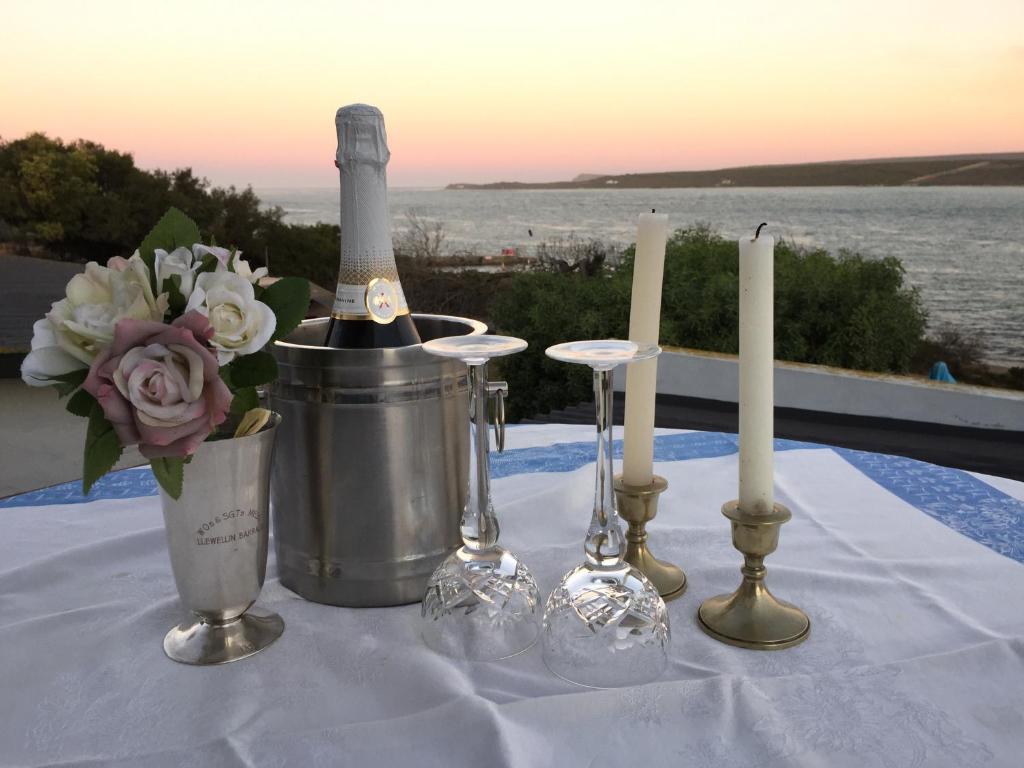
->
[2,0,1022,187]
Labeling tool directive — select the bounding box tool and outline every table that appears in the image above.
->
[2,425,1023,767]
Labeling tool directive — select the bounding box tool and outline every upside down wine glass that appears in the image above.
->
[420,335,542,660]
[542,340,670,687]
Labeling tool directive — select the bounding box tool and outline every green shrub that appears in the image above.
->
[489,270,630,420]
[262,221,339,289]
[398,256,514,323]
[771,245,925,371]
[491,226,928,419]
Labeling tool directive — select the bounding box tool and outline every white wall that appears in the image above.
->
[614,347,1024,432]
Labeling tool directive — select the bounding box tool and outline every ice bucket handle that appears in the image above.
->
[487,380,508,453]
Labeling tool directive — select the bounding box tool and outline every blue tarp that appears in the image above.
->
[929,361,956,382]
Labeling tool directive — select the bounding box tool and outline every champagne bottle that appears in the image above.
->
[324,104,421,348]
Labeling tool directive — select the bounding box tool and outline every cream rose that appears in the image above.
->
[20,318,87,385]
[23,255,168,384]
[184,271,276,365]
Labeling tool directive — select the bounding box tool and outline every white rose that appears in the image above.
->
[21,253,166,386]
[108,250,163,307]
[194,242,268,285]
[47,298,118,363]
[112,252,166,308]
[192,243,232,269]
[21,318,87,386]
[44,256,167,367]
[184,271,276,365]
[229,251,268,284]
[154,246,200,298]
[109,253,167,323]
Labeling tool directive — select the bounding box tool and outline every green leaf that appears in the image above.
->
[218,363,235,391]
[260,277,310,341]
[51,368,88,398]
[66,387,96,417]
[150,457,185,499]
[54,381,79,397]
[196,253,220,275]
[163,273,188,315]
[137,207,201,280]
[226,351,278,388]
[82,402,123,495]
[230,386,260,415]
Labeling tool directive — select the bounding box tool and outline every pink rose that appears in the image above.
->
[83,311,233,459]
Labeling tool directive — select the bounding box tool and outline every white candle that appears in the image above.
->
[622,211,669,487]
[738,228,775,513]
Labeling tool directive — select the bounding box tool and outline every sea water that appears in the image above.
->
[259,186,1023,366]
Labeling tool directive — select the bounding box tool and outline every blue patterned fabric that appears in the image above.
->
[834,447,1024,563]
[0,467,156,509]
[490,432,818,479]
[3,432,1021,565]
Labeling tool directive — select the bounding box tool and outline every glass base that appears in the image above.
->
[421,546,541,661]
[163,607,284,665]
[542,562,669,688]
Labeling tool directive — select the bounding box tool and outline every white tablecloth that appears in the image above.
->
[2,425,1023,767]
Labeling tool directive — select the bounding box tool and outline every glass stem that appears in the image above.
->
[461,361,499,552]
[585,367,625,567]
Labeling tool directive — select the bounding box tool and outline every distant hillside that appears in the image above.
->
[448,153,1024,190]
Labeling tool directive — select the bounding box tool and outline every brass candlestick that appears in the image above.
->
[613,474,687,601]
[697,500,809,650]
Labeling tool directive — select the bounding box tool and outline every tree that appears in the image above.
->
[0,133,288,265]
[394,210,446,260]
[535,234,621,277]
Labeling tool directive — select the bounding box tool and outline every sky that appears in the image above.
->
[2,0,1022,188]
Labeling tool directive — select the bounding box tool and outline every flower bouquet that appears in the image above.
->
[21,207,310,499]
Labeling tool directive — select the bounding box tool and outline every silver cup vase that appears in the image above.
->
[159,413,284,665]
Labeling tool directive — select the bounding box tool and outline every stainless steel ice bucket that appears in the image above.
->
[270,314,486,607]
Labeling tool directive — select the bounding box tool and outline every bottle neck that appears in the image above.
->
[332,162,409,320]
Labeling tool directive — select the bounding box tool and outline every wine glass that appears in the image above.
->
[542,339,670,687]
[419,334,541,660]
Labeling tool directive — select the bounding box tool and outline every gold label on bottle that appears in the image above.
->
[365,278,400,324]
[331,278,409,321]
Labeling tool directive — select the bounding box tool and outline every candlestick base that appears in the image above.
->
[697,500,809,650]
[613,475,686,601]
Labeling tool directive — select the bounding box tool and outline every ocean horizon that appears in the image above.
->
[259,186,1024,367]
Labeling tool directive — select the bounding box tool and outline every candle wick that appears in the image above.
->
[754,222,768,240]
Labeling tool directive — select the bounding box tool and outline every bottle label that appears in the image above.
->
[365,278,399,324]
[331,279,409,322]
